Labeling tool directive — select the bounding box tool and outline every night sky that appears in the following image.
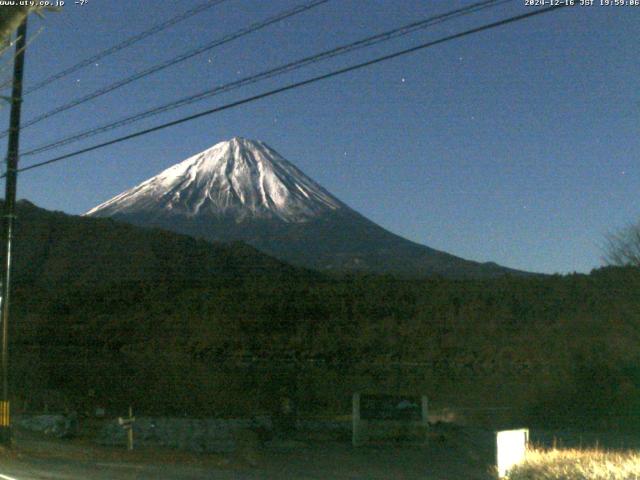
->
[2,0,638,274]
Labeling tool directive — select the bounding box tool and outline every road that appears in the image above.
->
[2,429,258,480]
[0,453,258,479]
[0,425,495,479]
[0,459,256,479]
[0,458,224,479]
[0,445,494,479]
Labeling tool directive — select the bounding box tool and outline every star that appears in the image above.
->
[401,77,406,83]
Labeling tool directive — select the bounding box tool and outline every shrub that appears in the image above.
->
[506,447,640,480]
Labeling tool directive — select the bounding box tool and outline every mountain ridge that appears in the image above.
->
[87,137,533,278]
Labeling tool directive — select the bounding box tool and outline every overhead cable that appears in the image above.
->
[23,0,512,157]
[23,0,231,95]
[13,5,568,176]
[0,0,330,138]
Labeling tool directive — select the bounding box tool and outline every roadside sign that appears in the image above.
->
[496,428,529,477]
[118,406,135,450]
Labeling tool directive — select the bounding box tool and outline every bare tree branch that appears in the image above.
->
[603,222,640,267]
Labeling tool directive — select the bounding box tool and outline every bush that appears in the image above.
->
[506,447,640,480]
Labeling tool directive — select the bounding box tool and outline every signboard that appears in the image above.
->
[118,416,134,429]
[118,406,136,451]
[360,394,422,421]
[496,428,529,478]
[353,393,428,446]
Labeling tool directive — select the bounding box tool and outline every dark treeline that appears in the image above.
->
[6,201,640,429]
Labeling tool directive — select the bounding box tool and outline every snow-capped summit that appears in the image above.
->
[86,137,344,222]
[87,137,528,278]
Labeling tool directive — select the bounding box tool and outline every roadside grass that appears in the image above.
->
[506,446,640,480]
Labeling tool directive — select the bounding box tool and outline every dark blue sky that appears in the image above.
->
[4,0,639,274]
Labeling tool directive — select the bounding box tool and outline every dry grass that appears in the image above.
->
[507,447,640,480]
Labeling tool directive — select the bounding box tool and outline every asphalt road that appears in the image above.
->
[0,425,496,479]
[0,456,256,480]
[0,445,494,480]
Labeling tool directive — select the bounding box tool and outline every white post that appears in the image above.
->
[127,405,134,451]
[352,393,361,447]
[421,395,429,443]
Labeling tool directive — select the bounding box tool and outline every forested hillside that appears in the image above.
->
[6,201,640,429]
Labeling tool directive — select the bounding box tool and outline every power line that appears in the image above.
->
[23,0,512,158]
[22,0,231,96]
[13,4,568,176]
[0,0,330,139]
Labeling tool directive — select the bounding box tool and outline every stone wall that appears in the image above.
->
[17,413,354,452]
[296,419,351,437]
[98,416,272,453]
[15,414,78,438]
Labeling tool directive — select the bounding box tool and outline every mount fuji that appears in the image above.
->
[86,137,525,277]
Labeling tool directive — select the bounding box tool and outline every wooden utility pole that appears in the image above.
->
[0,16,28,446]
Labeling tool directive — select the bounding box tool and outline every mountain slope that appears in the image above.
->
[87,137,529,278]
[9,199,313,293]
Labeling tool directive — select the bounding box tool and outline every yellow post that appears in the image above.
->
[0,401,9,428]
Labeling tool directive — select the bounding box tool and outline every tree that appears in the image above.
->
[0,4,61,44]
[0,7,30,44]
[603,222,640,266]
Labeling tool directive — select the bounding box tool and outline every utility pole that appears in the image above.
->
[0,17,28,446]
